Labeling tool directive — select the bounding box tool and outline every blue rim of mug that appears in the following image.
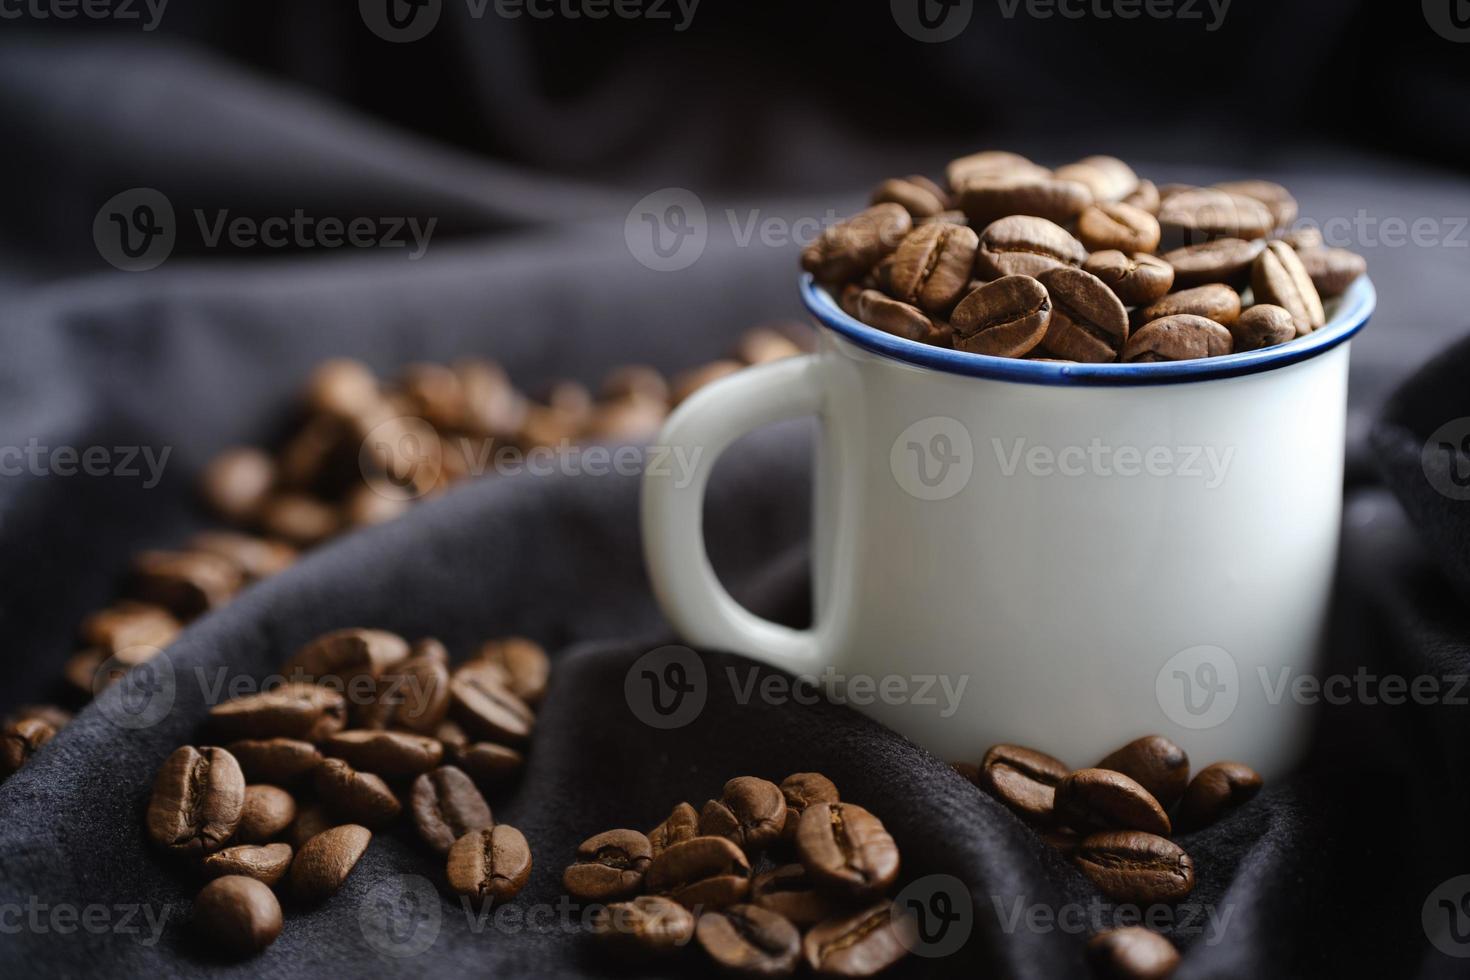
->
[800,273,1376,387]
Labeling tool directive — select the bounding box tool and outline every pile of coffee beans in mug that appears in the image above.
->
[562,773,915,977]
[955,735,1262,979]
[143,626,550,956]
[803,151,1368,362]
[0,328,807,784]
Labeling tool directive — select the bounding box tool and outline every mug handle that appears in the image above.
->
[641,353,832,673]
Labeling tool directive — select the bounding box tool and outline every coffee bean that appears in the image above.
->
[958,175,1093,227]
[601,364,669,404]
[735,327,805,365]
[410,766,493,854]
[585,392,669,444]
[1055,156,1139,203]
[291,823,371,903]
[870,176,948,219]
[945,150,1049,190]
[400,361,469,430]
[1036,267,1130,363]
[1086,926,1180,980]
[779,773,839,842]
[146,746,245,855]
[226,738,322,785]
[1158,188,1275,243]
[474,637,550,706]
[202,448,278,527]
[976,216,1087,280]
[1230,304,1298,353]
[592,895,696,959]
[802,900,914,977]
[1095,736,1190,810]
[1073,831,1195,904]
[306,358,381,420]
[1122,179,1161,215]
[645,835,752,909]
[1054,769,1171,836]
[259,493,341,546]
[1175,761,1263,832]
[234,785,297,843]
[801,204,912,283]
[1083,251,1174,307]
[855,288,939,344]
[752,864,840,927]
[357,652,450,732]
[455,742,525,787]
[951,275,1052,358]
[455,358,528,439]
[649,801,701,857]
[1296,246,1367,298]
[672,360,744,405]
[564,829,653,901]
[193,876,282,956]
[314,758,402,828]
[697,903,801,976]
[1122,315,1233,363]
[918,210,969,227]
[1039,828,1081,856]
[201,843,294,886]
[450,669,535,744]
[286,804,337,851]
[1160,238,1263,289]
[1077,202,1161,254]
[1140,284,1242,326]
[796,802,899,899]
[0,718,55,778]
[1277,227,1324,251]
[79,602,181,657]
[283,627,409,690]
[1214,179,1298,229]
[4,704,71,730]
[130,550,243,620]
[1252,240,1325,334]
[978,744,1069,825]
[210,684,347,742]
[321,730,444,777]
[700,776,788,851]
[889,223,980,315]
[447,825,533,901]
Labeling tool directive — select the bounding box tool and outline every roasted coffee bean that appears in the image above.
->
[1140,284,1242,326]
[697,904,801,976]
[979,743,1069,825]
[1215,179,1298,229]
[286,804,337,851]
[870,175,948,219]
[700,776,787,851]
[855,288,938,343]
[1037,267,1130,363]
[1055,156,1139,203]
[1231,304,1298,353]
[752,864,840,927]
[187,531,296,582]
[918,209,968,227]
[283,627,409,690]
[779,773,840,842]
[210,684,347,742]
[322,730,443,777]
[649,801,701,857]
[1278,227,1324,251]
[146,746,245,855]
[450,671,535,744]
[234,785,297,843]
[1296,246,1367,298]
[801,204,912,283]
[400,361,468,430]
[945,150,1049,190]
[951,275,1052,358]
[314,758,402,828]
[455,742,525,786]
[645,835,752,909]
[1160,238,1263,289]
[291,823,371,903]
[80,602,181,657]
[1175,761,1263,832]
[62,649,106,698]
[735,327,804,365]
[975,215,1087,280]
[201,843,294,886]
[346,487,406,527]
[1083,251,1174,306]
[796,803,899,898]
[306,358,381,420]
[447,825,533,901]
[1087,926,1180,980]
[1073,831,1195,904]
[226,738,322,784]
[258,492,341,546]
[201,447,277,524]
[455,358,528,438]
[672,360,744,405]
[1158,188,1274,243]
[803,900,914,977]
[410,766,493,854]
[130,550,243,620]
[474,637,550,706]
[5,704,71,729]
[1095,736,1190,810]
[1039,827,1081,856]
[564,829,654,901]
[592,895,696,959]
[888,222,980,315]
[1253,241,1325,334]
[358,652,451,733]
[193,875,282,956]
[1076,202,1161,254]
[958,175,1092,227]
[1123,315,1233,363]
[0,718,55,778]
[1122,179,1161,216]
[1054,769,1171,836]
[585,392,669,443]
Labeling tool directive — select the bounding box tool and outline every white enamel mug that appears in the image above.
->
[642,275,1375,779]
